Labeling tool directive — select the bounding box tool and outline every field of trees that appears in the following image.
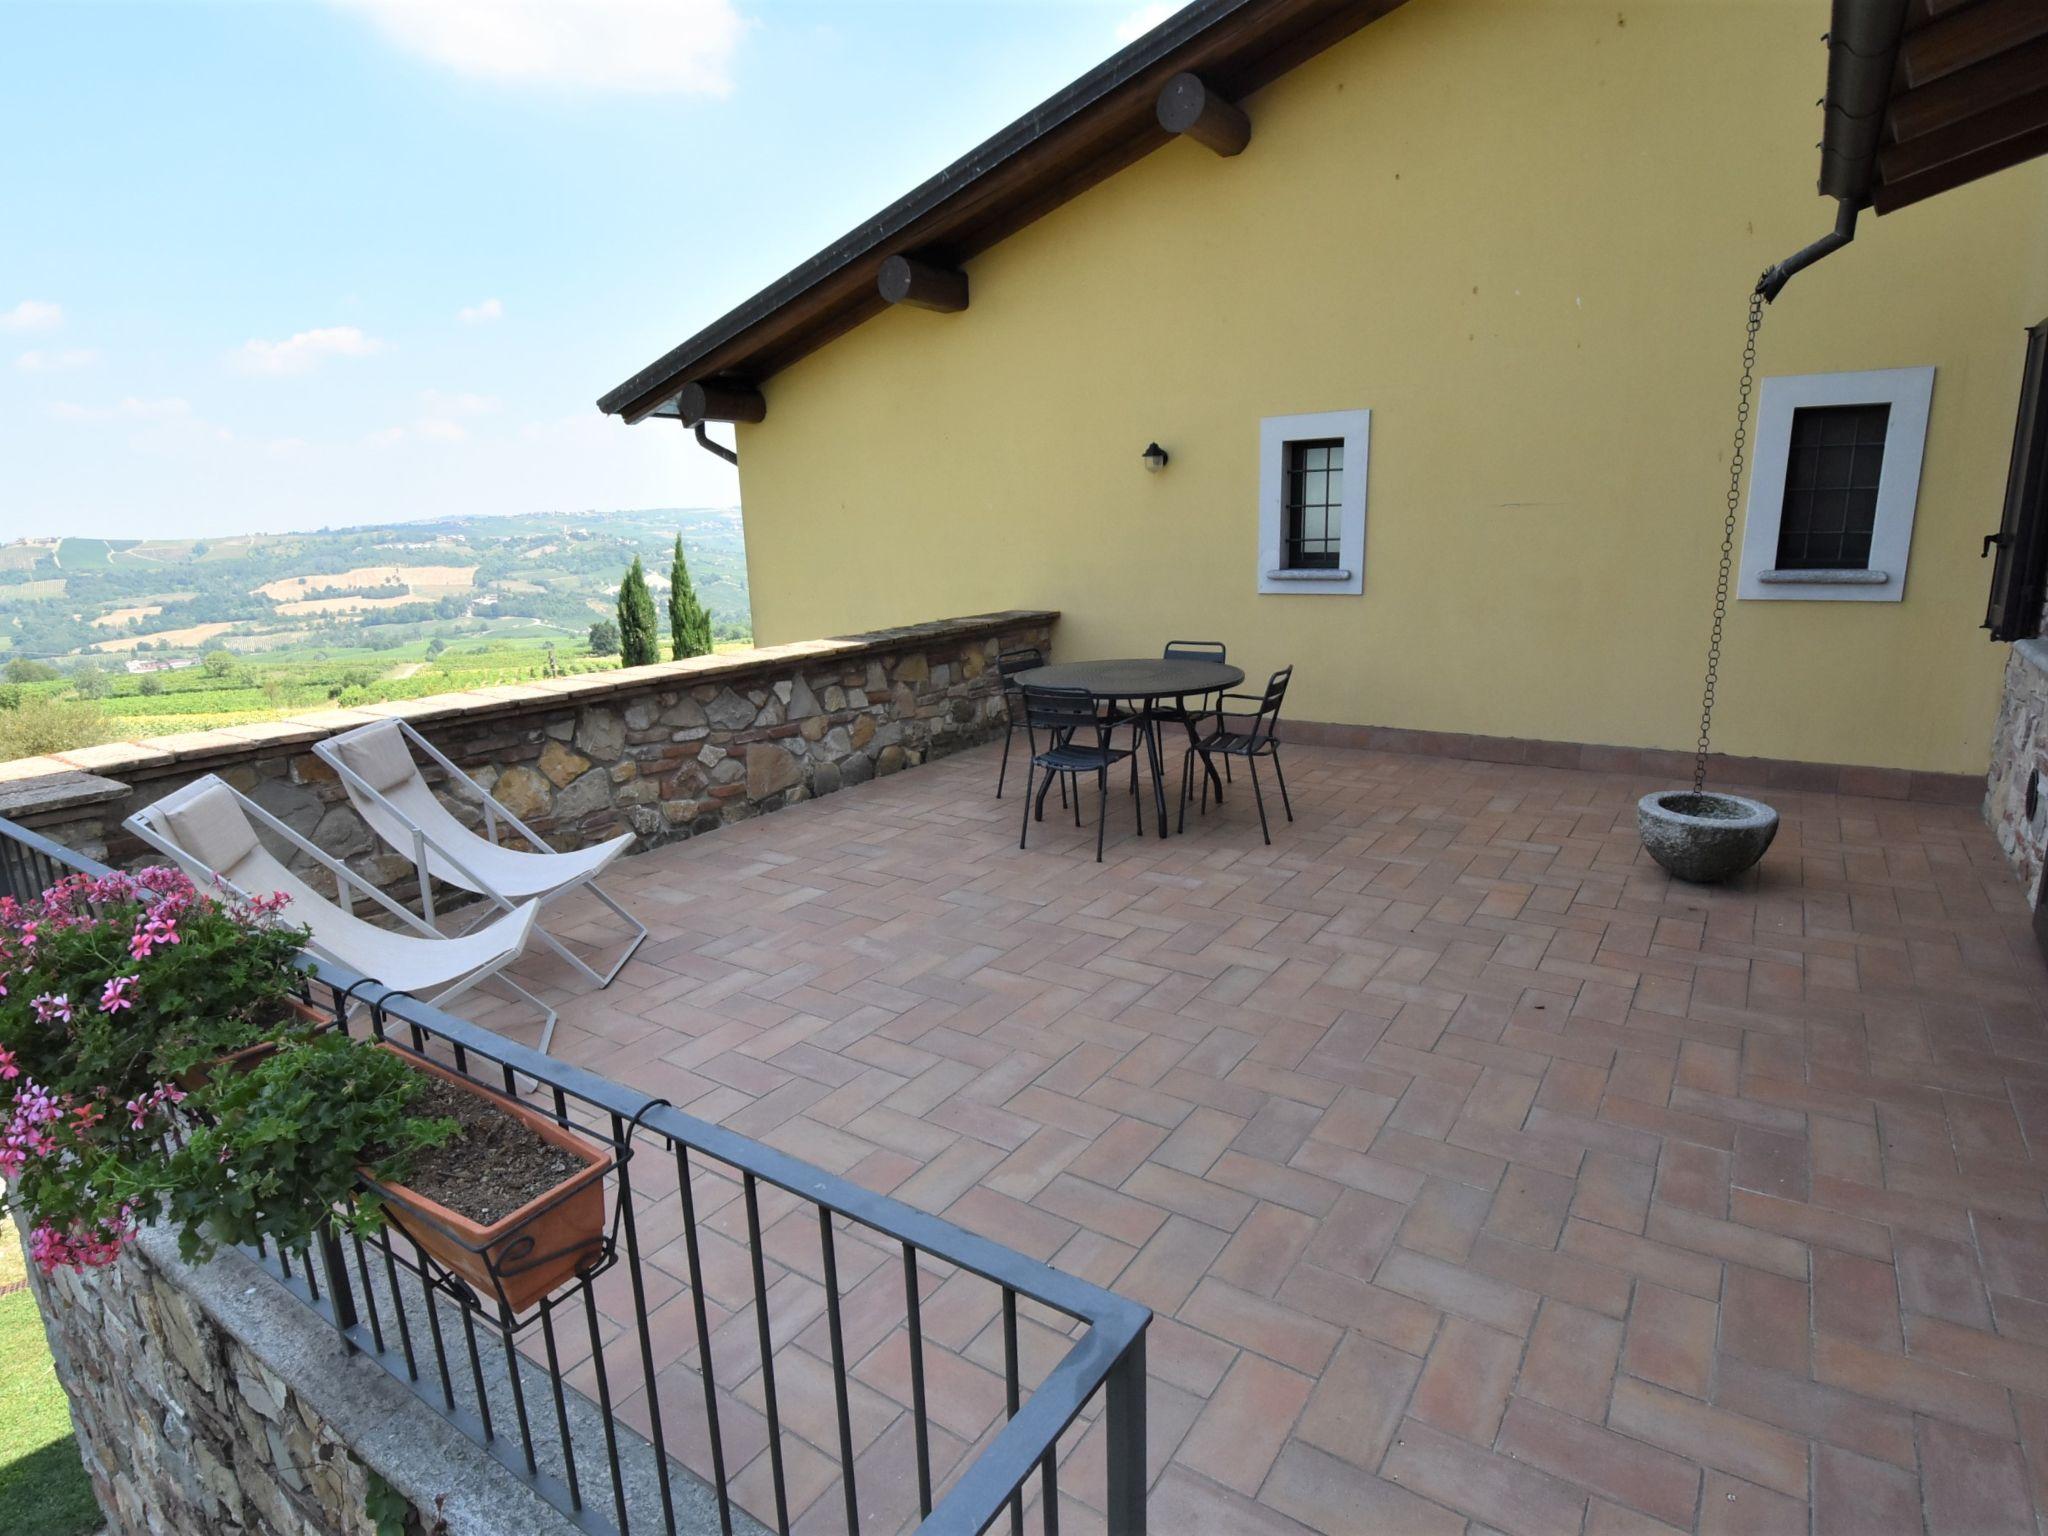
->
[0,509,750,761]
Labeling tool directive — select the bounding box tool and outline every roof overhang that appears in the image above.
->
[598,0,1407,425]
[1818,0,2048,216]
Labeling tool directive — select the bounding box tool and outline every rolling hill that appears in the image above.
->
[0,508,748,664]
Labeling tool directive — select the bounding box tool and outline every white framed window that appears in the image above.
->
[1737,366,1935,603]
[1258,409,1369,596]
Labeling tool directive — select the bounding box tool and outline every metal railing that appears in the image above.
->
[0,815,89,907]
[1,814,1150,1536]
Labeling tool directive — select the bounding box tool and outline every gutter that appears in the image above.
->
[1756,0,1909,301]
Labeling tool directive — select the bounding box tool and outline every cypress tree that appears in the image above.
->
[616,556,658,667]
[669,533,713,660]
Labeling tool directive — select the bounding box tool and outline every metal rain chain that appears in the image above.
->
[1693,288,1766,793]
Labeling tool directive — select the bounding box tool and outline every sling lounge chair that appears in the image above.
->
[126,776,556,1051]
[314,719,645,990]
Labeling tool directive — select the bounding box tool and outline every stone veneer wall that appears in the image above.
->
[26,1227,582,1536]
[0,612,1055,880]
[1986,637,2048,905]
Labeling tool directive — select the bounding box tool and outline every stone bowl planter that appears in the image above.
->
[1637,790,1778,883]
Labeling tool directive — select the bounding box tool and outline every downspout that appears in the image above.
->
[1754,0,1908,302]
[687,419,738,466]
[1758,198,1859,303]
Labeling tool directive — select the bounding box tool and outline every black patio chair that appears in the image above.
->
[1151,640,1231,797]
[1181,665,1295,844]
[995,645,1058,803]
[1019,685,1141,861]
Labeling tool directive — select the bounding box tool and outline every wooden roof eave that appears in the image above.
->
[1816,0,2048,219]
[599,0,1407,425]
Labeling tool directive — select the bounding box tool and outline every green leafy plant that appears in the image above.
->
[162,1035,454,1260]
[668,534,712,660]
[363,1470,411,1536]
[0,695,105,761]
[615,557,658,667]
[67,663,107,701]
[0,867,402,1273]
[0,869,316,1267]
[586,617,619,657]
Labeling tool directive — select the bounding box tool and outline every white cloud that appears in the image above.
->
[15,348,99,372]
[50,396,193,423]
[366,404,484,447]
[1115,2,1179,43]
[1,300,63,333]
[233,325,385,376]
[419,389,500,417]
[457,297,503,324]
[48,395,238,455]
[333,0,741,95]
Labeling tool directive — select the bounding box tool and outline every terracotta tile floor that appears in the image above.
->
[462,740,2048,1535]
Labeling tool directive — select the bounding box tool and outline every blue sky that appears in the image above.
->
[0,0,1179,539]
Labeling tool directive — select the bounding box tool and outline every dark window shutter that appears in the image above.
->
[1985,321,2048,642]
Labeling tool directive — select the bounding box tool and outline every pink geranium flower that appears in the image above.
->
[99,974,138,1013]
[28,1212,133,1273]
[29,992,71,1024]
[1,1077,67,1178]
[123,1082,186,1130]
[129,916,182,961]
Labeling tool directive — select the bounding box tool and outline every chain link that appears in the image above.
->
[1695,289,1765,793]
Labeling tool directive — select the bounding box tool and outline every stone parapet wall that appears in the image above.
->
[0,612,1055,881]
[25,1227,579,1536]
[1986,638,2048,904]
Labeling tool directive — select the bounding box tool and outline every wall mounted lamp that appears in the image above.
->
[1141,442,1170,473]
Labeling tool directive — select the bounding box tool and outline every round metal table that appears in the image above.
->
[1014,658,1243,838]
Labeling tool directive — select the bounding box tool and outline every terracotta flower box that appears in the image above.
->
[365,1046,615,1313]
[175,995,336,1091]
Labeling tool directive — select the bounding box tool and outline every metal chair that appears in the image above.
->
[995,646,1056,801]
[1153,640,1230,798]
[1019,686,1141,861]
[315,719,645,989]
[1163,639,1227,668]
[127,776,556,1049]
[1181,666,1295,844]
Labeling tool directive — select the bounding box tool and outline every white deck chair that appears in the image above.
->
[126,776,557,1052]
[313,720,646,989]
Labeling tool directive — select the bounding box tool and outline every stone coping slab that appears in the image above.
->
[0,768,128,820]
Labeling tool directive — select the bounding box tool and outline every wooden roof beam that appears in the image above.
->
[1156,72,1251,156]
[677,379,766,425]
[878,255,969,312]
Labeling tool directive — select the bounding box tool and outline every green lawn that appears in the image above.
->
[0,1220,101,1536]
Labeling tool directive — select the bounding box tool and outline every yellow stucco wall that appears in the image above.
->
[732,0,2048,775]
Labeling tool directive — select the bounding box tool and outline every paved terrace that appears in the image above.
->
[463,739,2048,1536]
